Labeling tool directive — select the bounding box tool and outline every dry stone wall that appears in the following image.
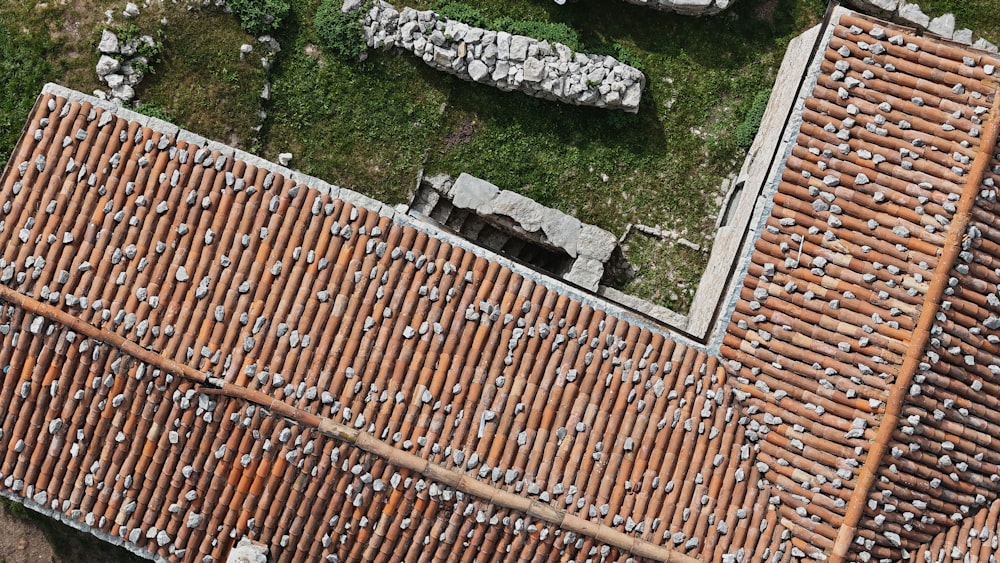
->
[358,1,646,112]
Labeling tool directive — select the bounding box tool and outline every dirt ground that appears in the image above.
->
[0,500,143,563]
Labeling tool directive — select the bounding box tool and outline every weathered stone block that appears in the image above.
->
[99,30,119,54]
[452,173,499,210]
[96,55,120,77]
[565,258,604,291]
[927,13,955,37]
[973,37,999,53]
[480,191,545,232]
[578,224,618,262]
[542,212,581,257]
[897,1,930,28]
[510,36,529,62]
[952,29,973,45]
[523,57,545,82]
[468,60,489,81]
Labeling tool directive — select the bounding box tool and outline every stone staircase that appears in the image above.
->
[411,182,575,278]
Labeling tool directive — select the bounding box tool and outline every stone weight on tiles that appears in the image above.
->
[352,1,646,112]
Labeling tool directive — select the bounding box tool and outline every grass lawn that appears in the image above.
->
[2,0,997,313]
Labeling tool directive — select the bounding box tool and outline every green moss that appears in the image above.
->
[736,88,772,150]
[133,101,177,124]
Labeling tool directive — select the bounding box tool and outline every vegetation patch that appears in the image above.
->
[434,1,581,50]
[615,228,706,313]
[736,88,772,150]
[137,5,267,150]
[0,16,53,159]
[133,101,177,124]
[227,0,291,35]
[315,0,368,61]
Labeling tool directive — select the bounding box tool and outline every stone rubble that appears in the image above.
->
[846,0,998,52]
[123,2,140,18]
[95,28,156,103]
[354,1,646,112]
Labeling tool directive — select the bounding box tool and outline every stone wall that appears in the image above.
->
[358,1,645,112]
[846,0,998,52]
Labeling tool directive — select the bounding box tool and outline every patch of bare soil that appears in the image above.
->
[0,504,59,563]
[0,501,143,563]
[441,119,477,151]
[754,0,779,24]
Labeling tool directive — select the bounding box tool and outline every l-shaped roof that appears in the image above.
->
[1,6,999,563]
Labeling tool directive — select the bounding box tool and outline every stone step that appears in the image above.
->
[409,187,440,216]
[429,198,454,225]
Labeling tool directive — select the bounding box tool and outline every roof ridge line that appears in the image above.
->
[0,284,700,563]
[829,88,1000,562]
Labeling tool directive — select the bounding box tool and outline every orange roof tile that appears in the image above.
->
[721,9,1000,562]
[0,84,785,562]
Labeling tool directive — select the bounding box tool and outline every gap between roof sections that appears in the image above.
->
[829,86,1000,562]
[0,284,700,563]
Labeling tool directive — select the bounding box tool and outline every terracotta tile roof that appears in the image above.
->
[7,8,1000,563]
[721,9,1000,562]
[0,84,796,562]
[906,498,1000,562]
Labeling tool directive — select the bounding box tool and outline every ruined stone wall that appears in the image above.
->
[360,1,646,112]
